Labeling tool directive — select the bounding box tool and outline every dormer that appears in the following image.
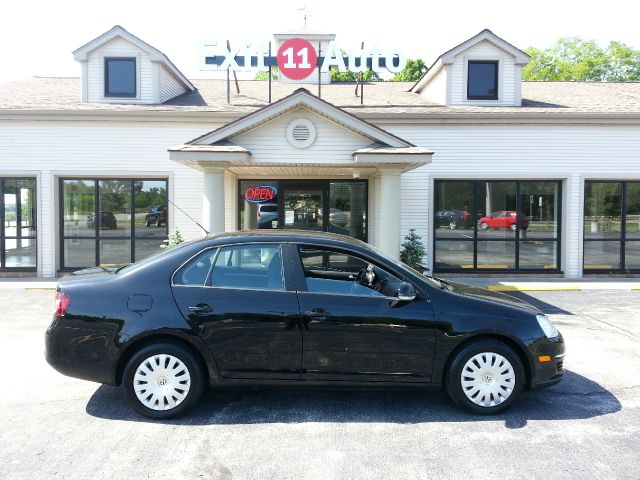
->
[411,29,530,107]
[72,25,195,104]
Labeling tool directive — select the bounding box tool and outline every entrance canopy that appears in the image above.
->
[169,88,432,176]
[168,88,433,258]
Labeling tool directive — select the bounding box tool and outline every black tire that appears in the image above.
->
[479,221,489,231]
[155,217,162,227]
[145,219,152,227]
[449,220,458,229]
[445,339,525,415]
[122,342,204,419]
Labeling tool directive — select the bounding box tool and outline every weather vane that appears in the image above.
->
[297,3,309,27]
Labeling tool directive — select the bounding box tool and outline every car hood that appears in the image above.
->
[439,279,541,314]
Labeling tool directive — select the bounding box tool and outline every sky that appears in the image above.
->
[1,0,638,82]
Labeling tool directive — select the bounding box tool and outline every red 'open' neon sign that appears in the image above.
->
[244,185,277,203]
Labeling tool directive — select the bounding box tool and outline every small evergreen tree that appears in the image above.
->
[160,229,185,250]
[400,229,426,269]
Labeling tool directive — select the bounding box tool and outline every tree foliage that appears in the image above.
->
[389,59,428,82]
[523,38,640,82]
[400,229,427,269]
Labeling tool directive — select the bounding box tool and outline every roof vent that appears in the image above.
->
[287,118,316,149]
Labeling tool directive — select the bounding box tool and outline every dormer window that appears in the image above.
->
[104,57,136,97]
[467,60,498,100]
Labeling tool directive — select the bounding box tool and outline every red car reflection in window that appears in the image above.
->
[478,211,529,231]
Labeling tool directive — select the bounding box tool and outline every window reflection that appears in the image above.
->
[61,178,168,269]
[584,183,622,240]
[584,181,640,271]
[329,182,367,241]
[434,180,560,271]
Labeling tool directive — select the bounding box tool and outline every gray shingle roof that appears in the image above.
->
[1,77,640,115]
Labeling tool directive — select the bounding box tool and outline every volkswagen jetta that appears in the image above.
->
[46,231,564,419]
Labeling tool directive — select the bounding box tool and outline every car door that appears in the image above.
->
[171,242,302,380]
[291,244,436,383]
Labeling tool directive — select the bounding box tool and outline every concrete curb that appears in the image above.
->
[486,283,640,292]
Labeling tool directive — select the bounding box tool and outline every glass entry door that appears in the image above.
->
[238,180,368,241]
[1,178,37,270]
[281,187,324,231]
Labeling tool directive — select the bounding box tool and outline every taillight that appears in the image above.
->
[54,291,70,317]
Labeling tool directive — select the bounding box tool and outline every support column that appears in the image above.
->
[202,168,226,234]
[564,174,583,279]
[378,170,402,259]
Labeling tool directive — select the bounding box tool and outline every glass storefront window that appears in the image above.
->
[625,241,640,269]
[61,178,168,269]
[239,181,279,230]
[476,241,515,269]
[434,181,474,239]
[584,181,640,272]
[1,178,37,270]
[434,180,561,272]
[584,183,622,240]
[434,240,474,270]
[476,182,517,239]
[519,182,559,239]
[626,183,640,239]
[328,182,367,241]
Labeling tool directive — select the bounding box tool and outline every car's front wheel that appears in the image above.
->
[122,342,204,419]
[446,339,524,415]
[479,221,489,230]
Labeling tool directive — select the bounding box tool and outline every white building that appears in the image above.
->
[1,25,639,279]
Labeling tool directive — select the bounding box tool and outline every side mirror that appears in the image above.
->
[396,282,416,302]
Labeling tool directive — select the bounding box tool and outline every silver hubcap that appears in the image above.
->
[461,352,515,408]
[133,354,191,411]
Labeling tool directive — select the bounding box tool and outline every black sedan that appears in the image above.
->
[46,231,565,419]
[434,210,471,230]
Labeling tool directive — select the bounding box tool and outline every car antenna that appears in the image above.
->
[166,198,209,235]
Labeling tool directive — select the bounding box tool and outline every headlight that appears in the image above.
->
[536,314,559,338]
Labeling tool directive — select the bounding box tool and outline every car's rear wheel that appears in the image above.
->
[122,342,204,419]
[479,221,489,230]
[509,223,517,232]
[155,217,162,227]
[446,339,524,415]
[449,220,458,229]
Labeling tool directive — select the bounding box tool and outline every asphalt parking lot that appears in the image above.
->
[1,287,639,480]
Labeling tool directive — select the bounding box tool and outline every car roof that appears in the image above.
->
[204,229,370,249]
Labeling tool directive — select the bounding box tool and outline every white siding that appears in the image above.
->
[231,107,372,163]
[86,37,156,103]
[0,121,223,276]
[2,114,640,279]
[159,65,187,103]
[382,123,640,277]
[449,40,518,106]
[418,67,448,105]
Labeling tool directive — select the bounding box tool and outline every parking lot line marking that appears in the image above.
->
[24,287,56,291]
[487,285,582,292]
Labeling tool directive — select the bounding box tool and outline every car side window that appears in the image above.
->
[298,246,402,297]
[210,244,284,291]
[173,248,218,286]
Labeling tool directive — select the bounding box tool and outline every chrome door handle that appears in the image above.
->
[188,304,213,315]
[304,309,327,321]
